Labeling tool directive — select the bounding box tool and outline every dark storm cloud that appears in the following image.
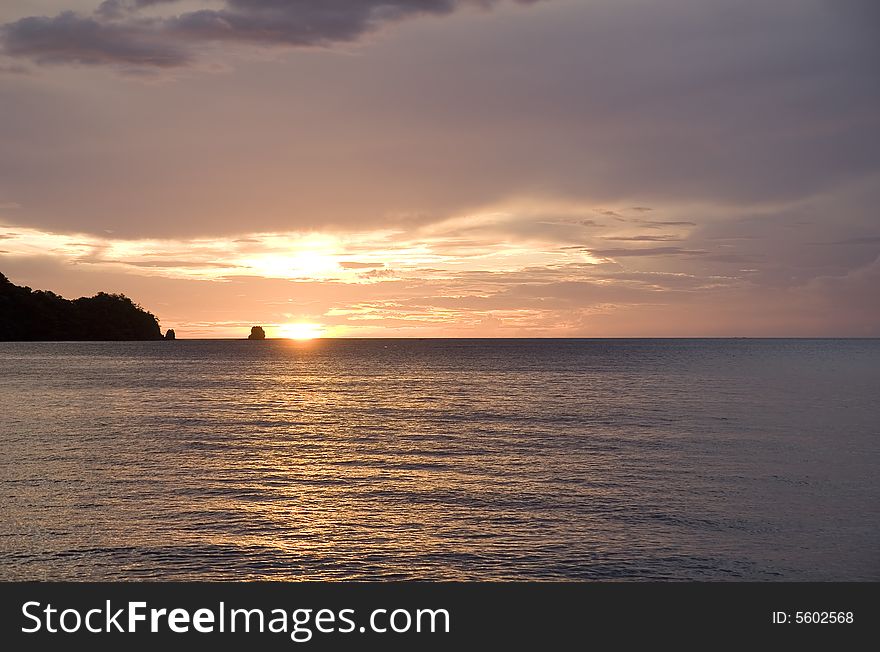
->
[1,0,532,68]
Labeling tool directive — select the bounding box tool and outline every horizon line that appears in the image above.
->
[6,336,879,342]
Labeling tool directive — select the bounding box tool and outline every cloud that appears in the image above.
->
[165,1,462,47]
[1,0,533,70]
[358,267,397,279]
[826,235,880,245]
[601,235,681,242]
[806,254,880,326]
[119,259,240,268]
[1,11,192,67]
[590,247,707,258]
[0,62,29,75]
[630,220,698,229]
[96,1,183,20]
[2,0,877,239]
[3,218,875,336]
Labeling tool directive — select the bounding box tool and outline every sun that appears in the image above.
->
[277,322,325,340]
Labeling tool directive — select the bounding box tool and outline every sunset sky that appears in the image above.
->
[1,0,878,337]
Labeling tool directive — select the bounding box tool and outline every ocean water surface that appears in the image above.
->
[1,339,878,580]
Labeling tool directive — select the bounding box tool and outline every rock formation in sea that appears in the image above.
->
[248,326,266,340]
[0,272,164,341]
[164,329,176,340]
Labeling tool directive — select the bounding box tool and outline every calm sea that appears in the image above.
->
[1,339,878,580]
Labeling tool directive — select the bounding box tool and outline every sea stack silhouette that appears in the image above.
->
[164,329,176,340]
[248,326,266,340]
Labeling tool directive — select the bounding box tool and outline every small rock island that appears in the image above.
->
[248,326,266,340]
[0,272,165,341]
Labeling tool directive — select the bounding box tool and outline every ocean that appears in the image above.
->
[1,339,877,580]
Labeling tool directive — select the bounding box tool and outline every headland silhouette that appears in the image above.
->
[0,272,165,341]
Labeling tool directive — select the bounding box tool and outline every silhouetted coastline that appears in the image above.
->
[0,272,163,341]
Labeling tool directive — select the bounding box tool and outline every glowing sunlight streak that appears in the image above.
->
[275,322,326,340]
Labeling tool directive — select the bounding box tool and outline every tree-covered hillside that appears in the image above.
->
[0,272,163,341]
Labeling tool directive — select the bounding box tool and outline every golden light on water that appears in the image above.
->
[276,322,326,340]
